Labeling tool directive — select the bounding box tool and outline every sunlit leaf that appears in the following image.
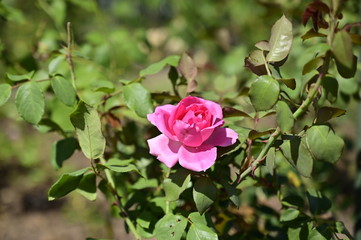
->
[249,75,280,111]
[7,70,35,81]
[266,147,276,176]
[15,82,45,124]
[77,172,97,201]
[254,40,270,51]
[164,168,191,201]
[51,75,77,106]
[70,101,106,160]
[123,83,153,118]
[140,55,180,77]
[155,214,188,240]
[266,15,293,63]
[332,30,353,69]
[0,83,11,106]
[276,101,294,132]
[187,222,218,240]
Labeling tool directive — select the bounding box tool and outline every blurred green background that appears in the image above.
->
[0,0,360,239]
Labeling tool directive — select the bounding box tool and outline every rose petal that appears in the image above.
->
[174,120,203,147]
[147,134,181,168]
[200,119,224,142]
[147,104,178,140]
[205,127,238,147]
[178,144,217,172]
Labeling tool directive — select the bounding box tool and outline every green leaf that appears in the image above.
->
[77,172,97,201]
[309,226,332,240]
[0,83,11,106]
[193,177,218,214]
[332,30,353,69]
[7,70,35,81]
[305,125,344,163]
[301,29,327,41]
[266,15,293,63]
[248,129,274,140]
[335,221,352,239]
[51,76,76,106]
[15,82,45,124]
[335,55,357,79]
[279,78,296,90]
[280,136,314,177]
[254,40,270,51]
[123,83,153,118]
[266,147,276,176]
[288,224,309,240]
[187,223,218,240]
[178,53,198,93]
[164,168,191,201]
[92,80,115,93]
[48,168,88,200]
[244,50,267,76]
[51,137,78,169]
[132,178,158,190]
[280,208,300,222]
[103,160,140,175]
[323,76,338,103]
[70,101,106,160]
[220,179,240,208]
[249,75,280,111]
[188,212,207,225]
[154,214,188,240]
[222,107,252,118]
[214,75,237,93]
[307,190,332,215]
[48,55,65,75]
[276,101,294,132]
[302,57,323,75]
[315,106,345,124]
[140,55,180,77]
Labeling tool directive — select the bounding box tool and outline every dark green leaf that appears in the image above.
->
[244,50,268,76]
[164,168,191,201]
[305,125,344,163]
[123,83,153,118]
[102,159,140,175]
[332,30,353,69]
[307,190,332,215]
[187,223,218,240]
[301,29,327,41]
[279,78,296,90]
[323,76,338,103]
[287,224,309,240]
[15,82,45,124]
[335,221,352,239]
[309,224,333,240]
[7,70,35,81]
[48,168,88,200]
[249,75,280,111]
[136,211,153,229]
[0,83,11,106]
[77,172,97,201]
[280,208,300,222]
[302,57,323,75]
[220,179,240,208]
[266,15,293,63]
[154,214,188,240]
[51,76,76,106]
[276,101,294,132]
[315,107,345,124]
[51,137,78,169]
[70,101,106,160]
[222,107,252,118]
[248,129,274,140]
[266,147,276,176]
[335,55,357,79]
[140,55,180,77]
[280,136,313,177]
[193,177,218,214]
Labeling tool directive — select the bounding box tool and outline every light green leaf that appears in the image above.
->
[249,75,280,111]
[266,15,293,62]
[15,82,45,124]
[70,101,105,160]
[155,214,188,240]
[48,55,65,74]
[280,136,313,177]
[48,168,88,200]
[280,208,300,222]
[51,137,78,169]
[123,83,153,118]
[132,178,158,190]
[214,75,237,93]
[246,50,266,67]
[255,40,270,51]
[276,101,294,132]
[77,172,97,201]
[51,76,76,106]
[140,55,180,77]
[7,70,35,81]
[305,125,344,163]
[302,57,323,75]
[332,29,353,69]
[266,147,276,176]
[187,223,218,240]
[0,83,11,106]
[164,168,191,201]
[193,177,217,214]
[188,212,207,226]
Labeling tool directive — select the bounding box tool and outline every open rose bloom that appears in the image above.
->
[147,96,238,172]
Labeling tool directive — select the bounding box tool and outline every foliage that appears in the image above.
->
[0,0,360,239]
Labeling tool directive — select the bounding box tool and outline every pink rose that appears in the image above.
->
[147,96,238,172]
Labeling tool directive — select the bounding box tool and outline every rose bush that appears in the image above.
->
[147,96,238,171]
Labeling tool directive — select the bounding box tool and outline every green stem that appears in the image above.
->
[66,22,77,90]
